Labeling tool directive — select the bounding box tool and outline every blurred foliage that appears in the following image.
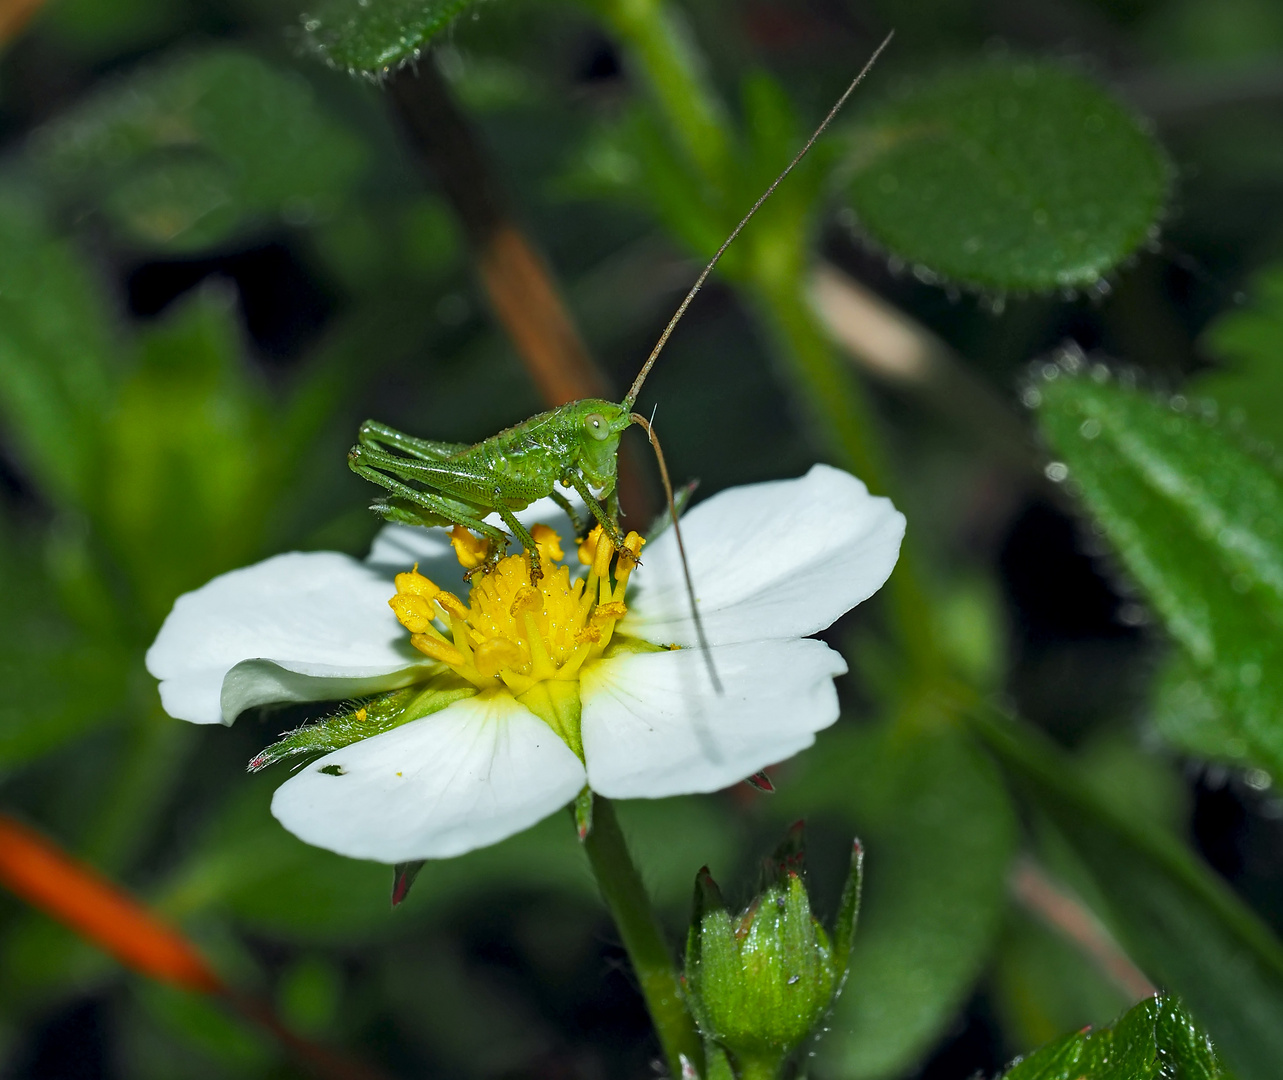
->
[0,0,1282,1077]
[1194,264,1283,448]
[843,59,1170,293]
[31,48,366,252]
[300,0,479,76]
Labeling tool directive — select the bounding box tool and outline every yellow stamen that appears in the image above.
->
[389,593,436,634]
[388,519,655,755]
[532,524,564,563]
[410,633,464,667]
[394,565,439,600]
[578,525,602,567]
[435,591,469,620]
[449,526,490,569]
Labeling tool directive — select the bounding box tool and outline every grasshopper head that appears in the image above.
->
[574,400,631,495]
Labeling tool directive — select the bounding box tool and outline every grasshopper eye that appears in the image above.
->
[585,413,611,441]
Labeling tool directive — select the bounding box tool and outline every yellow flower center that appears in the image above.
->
[387,524,645,757]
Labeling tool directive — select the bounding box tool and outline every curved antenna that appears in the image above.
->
[630,412,722,694]
[623,29,895,409]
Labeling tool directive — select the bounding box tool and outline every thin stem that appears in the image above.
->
[580,796,704,1077]
[584,0,731,184]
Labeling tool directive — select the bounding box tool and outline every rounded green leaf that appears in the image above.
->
[845,59,1169,292]
[300,0,477,76]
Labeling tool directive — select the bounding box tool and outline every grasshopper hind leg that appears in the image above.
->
[349,449,511,575]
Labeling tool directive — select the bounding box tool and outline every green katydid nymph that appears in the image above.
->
[349,33,893,692]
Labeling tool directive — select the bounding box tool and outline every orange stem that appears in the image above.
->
[0,814,221,993]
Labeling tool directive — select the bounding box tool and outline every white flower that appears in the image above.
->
[146,465,904,863]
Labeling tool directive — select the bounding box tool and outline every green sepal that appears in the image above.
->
[248,674,475,771]
[391,860,425,907]
[832,838,865,981]
[573,787,594,842]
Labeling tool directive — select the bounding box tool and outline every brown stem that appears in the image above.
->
[1011,857,1157,1003]
[0,0,46,47]
[387,59,654,520]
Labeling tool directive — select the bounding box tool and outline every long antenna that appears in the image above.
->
[631,412,722,694]
[622,30,895,409]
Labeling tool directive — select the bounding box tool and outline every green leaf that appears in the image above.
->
[774,721,1016,1080]
[969,706,1283,1080]
[299,0,477,76]
[1192,264,1283,448]
[1033,361,1283,777]
[32,49,365,251]
[845,58,1169,291]
[1001,993,1228,1079]
[101,287,290,625]
[0,526,130,765]
[0,194,118,510]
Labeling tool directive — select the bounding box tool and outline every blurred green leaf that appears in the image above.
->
[33,48,366,251]
[1193,264,1283,448]
[845,59,1169,291]
[775,720,1016,1080]
[0,194,118,510]
[299,0,477,76]
[969,706,1283,1080]
[0,515,130,764]
[101,287,289,625]
[1000,992,1227,1079]
[1034,363,1283,777]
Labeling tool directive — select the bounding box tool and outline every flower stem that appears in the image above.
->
[580,796,704,1077]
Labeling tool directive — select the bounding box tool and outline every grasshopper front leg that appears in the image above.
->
[564,470,627,552]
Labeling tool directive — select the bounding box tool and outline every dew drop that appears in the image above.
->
[1020,387,1042,408]
[1079,418,1101,439]
[1244,767,1271,791]
[1044,461,1069,483]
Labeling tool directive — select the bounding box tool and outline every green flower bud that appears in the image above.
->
[683,823,864,1079]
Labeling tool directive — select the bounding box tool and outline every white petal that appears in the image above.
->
[620,464,905,647]
[581,638,846,798]
[365,493,590,589]
[146,552,429,726]
[271,693,586,862]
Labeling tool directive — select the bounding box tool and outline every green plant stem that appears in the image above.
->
[584,0,730,182]
[587,0,946,684]
[580,796,704,1077]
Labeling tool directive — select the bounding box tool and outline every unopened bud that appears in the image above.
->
[682,823,863,1077]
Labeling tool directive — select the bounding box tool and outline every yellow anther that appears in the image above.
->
[449,525,490,569]
[532,524,564,563]
[575,623,603,644]
[592,601,628,622]
[510,585,542,618]
[435,591,469,620]
[592,529,615,581]
[619,531,645,566]
[410,633,465,667]
[578,525,603,567]
[394,565,439,600]
[355,707,368,722]
[473,637,528,678]
[389,592,436,633]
